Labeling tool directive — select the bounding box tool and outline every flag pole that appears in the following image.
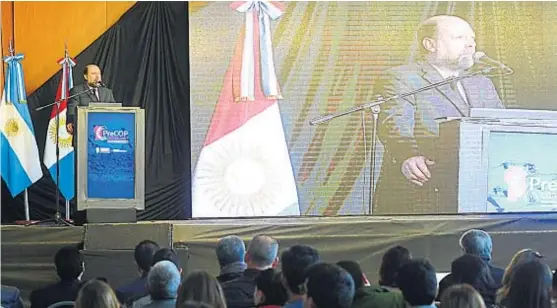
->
[65,200,70,220]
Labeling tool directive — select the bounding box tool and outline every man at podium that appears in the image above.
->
[372,15,505,214]
[66,64,116,135]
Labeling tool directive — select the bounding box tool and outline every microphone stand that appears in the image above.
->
[26,87,95,227]
[309,66,503,215]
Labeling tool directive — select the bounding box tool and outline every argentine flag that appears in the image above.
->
[0,53,43,196]
[43,54,76,200]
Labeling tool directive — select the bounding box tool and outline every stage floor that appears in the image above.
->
[3,213,557,305]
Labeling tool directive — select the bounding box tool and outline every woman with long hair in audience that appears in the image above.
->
[378,245,412,289]
[440,284,486,308]
[75,279,120,308]
[176,270,227,308]
[506,260,552,308]
[496,249,543,307]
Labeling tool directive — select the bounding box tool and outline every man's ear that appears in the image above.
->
[422,37,436,53]
[271,257,279,268]
[244,253,250,264]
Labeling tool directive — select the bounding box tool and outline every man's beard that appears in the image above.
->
[456,54,474,70]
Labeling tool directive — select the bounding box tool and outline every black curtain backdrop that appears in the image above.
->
[1,2,191,222]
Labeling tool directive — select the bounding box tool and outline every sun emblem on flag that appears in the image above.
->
[48,117,73,148]
[4,118,20,137]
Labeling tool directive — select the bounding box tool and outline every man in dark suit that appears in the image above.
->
[66,64,116,135]
[372,15,505,214]
[30,246,84,308]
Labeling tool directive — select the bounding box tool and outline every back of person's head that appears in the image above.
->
[152,248,181,271]
[54,246,84,282]
[440,284,486,308]
[255,268,288,306]
[336,261,366,290]
[135,240,160,273]
[395,258,437,306]
[459,230,493,261]
[281,245,320,294]
[148,260,181,300]
[379,245,412,287]
[305,263,355,308]
[507,261,552,308]
[499,249,543,300]
[246,235,279,269]
[451,254,495,294]
[216,235,246,268]
[75,279,119,308]
[176,270,226,308]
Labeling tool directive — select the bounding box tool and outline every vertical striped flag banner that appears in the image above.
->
[43,50,76,201]
[192,1,300,217]
[0,52,43,197]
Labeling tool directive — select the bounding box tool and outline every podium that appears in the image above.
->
[76,106,145,221]
[436,109,557,214]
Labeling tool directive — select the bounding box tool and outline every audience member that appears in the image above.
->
[439,230,504,301]
[176,270,227,308]
[337,260,405,308]
[305,263,355,308]
[221,235,279,308]
[116,240,160,305]
[216,235,248,283]
[1,285,24,308]
[378,245,412,289]
[281,245,320,308]
[440,284,486,308]
[75,279,119,308]
[507,261,552,308]
[152,248,182,273]
[459,230,504,285]
[395,258,437,308]
[438,254,497,305]
[133,260,181,308]
[254,269,287,308]
[30,246,84,308]
[496,249,543,307]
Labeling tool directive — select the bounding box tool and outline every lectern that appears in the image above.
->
[436,109,557,214]
[76,106,145,221]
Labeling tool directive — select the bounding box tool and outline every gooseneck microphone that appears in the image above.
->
[473,52,514,74]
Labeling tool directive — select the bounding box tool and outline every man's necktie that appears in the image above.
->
[92,88,99,101]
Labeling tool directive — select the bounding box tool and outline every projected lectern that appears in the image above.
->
[76,106,145,214]
[435,109,557,214]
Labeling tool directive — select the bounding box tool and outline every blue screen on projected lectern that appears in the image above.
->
[487,131,557,213]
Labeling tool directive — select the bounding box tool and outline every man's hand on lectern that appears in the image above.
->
[401,156,435,186]
[66,123,74,134]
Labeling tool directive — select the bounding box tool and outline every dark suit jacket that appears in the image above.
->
[67,83,116,127]
[372,61,504,214]
[116,276,149,306]
[29,280,82,308]
[221,269,260,308]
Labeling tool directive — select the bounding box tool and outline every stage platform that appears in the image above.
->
[3,213,557,305]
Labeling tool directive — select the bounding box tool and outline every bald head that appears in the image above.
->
[417,15,476,70]
[83,64,102,87]
[245,235,278,269]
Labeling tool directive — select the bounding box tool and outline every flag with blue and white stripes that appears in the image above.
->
[0,53,43,196]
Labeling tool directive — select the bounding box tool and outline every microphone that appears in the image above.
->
[473,52,514,74]
[96,81,106,88]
